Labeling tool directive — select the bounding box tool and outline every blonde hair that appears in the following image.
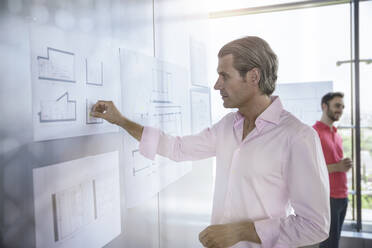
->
[218,36,278,96]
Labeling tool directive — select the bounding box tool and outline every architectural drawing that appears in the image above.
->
[94,171,116,219]
[39,92,76,122]
[152,105,182,136]
[120,49,192,208]
[86,99,103,124]
[131,149,156,176]
[86,59,104,86]
[190,87,211,133]
[37,47,75,83]
[189,38,208,86]
[52,181,95,242]
[33,151,121,248]
[31,25,120,141]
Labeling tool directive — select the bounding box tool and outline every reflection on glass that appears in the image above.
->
[339,128,354,221]
[360,1,372,225]
[361,129,372,223]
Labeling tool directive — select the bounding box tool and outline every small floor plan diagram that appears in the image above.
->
[86,99,103,124]
[39,92,76,122]
[86,59,104,86]
[37,47,75,83]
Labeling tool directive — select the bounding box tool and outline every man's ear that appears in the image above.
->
[321,103,328,111]
[246,68,260,86]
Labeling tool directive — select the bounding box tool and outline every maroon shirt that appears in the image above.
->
[313,121,347,198]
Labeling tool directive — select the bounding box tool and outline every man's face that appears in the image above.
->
[214,54,256,109]
[324,96,344,122]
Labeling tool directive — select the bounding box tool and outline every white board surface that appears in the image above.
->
[274,81,333,125]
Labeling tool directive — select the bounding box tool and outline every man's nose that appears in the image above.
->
[214,78,221,90]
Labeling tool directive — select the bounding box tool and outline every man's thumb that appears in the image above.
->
[91,111,104,118]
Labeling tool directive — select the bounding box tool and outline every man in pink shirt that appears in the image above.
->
[92,36,330,248]
[313,92,352,248]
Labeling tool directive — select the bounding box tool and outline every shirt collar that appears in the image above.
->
[314,120,337,132]
[233,95,284,131]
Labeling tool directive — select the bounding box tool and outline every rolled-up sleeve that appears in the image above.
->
[255,127,330,247]
[139,125,218,162]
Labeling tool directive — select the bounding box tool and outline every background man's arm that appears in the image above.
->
[327,158,353,173]
[90,100,143,141]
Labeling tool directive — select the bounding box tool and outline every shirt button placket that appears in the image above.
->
[223,148,240,222]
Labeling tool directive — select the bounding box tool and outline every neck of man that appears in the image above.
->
[238,93,272,124]
[320,114,335,130]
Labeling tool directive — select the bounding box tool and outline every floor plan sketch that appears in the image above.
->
[152,68,172,103]
[39,92,76,122]
[33,151,121,248]
[86,99,103,124]
[86,59,104,86]
[37,47,75,83]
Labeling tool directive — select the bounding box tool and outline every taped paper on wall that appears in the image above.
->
[33,151,121,248]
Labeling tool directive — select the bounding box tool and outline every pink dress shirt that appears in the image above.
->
[140,96,330,248]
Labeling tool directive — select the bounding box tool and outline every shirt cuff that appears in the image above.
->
[139,126,161,160]
[254,218,280,248]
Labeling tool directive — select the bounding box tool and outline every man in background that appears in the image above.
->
[313,92,352,248]
[92,36,330,247]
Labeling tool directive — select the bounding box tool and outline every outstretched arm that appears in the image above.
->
[90,100,143,141]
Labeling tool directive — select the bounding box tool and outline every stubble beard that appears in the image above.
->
[327,109,340,122]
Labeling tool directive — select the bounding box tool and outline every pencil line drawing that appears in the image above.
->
[85,59,104,86]
[39,92,77,122]
[37,47,75,83]
[151,69,172,103]
[51,181,95,242]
